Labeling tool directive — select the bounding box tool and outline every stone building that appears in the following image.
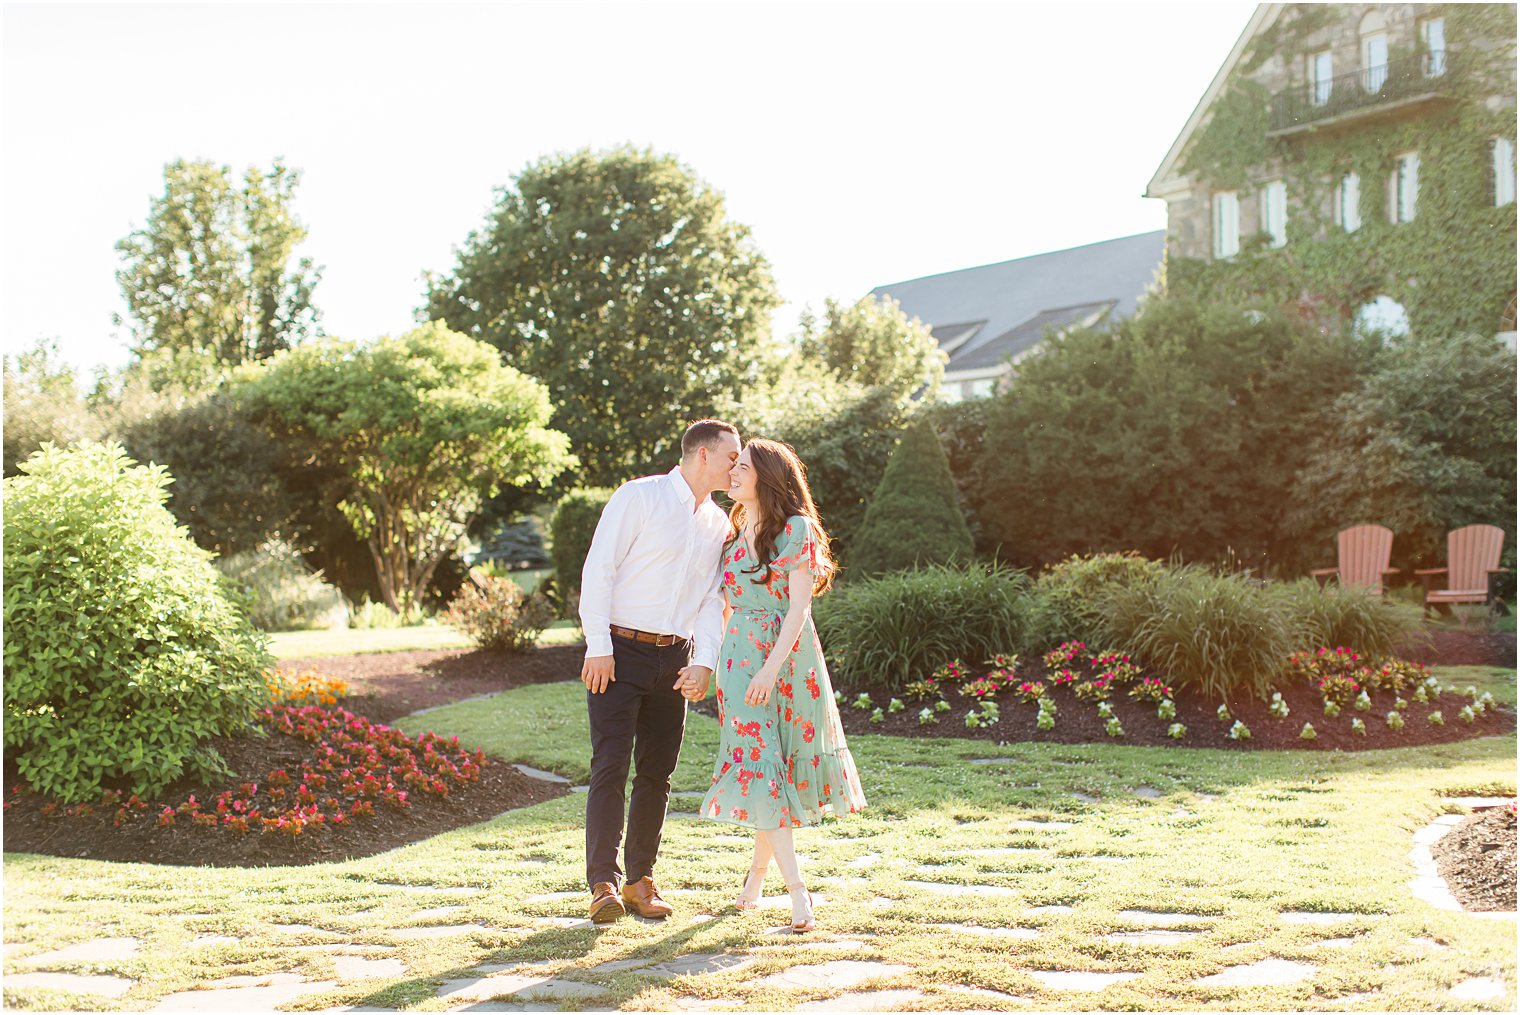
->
[1146,3,1517,341]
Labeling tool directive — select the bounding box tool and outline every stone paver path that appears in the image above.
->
[151,974,338,1011]
[1279,911,1383,925]
[437,973,603,1003]
[1133,786,1163,799]
[333,955,407,979]
[25,936,140,964]
[795,988,926,1010]
[512,764,570,783]
[1194,959,1316,987]
[1027,970,1141,991]
[934,922,1041,940]
[1102,930,1200,945]
[4,972,136,998]
[1118,910,1213,927]
[754,960,911,990]
[1449,977,1508,1000]
[637,952,754,977]
[1011,819,1074,830]
[903,880,1017,897]
[391,923,490,939]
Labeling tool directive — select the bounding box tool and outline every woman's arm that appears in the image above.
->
[744,567,813,706]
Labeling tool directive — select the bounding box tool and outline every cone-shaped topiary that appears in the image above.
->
[3,441,272,803]
[848,419,974,576]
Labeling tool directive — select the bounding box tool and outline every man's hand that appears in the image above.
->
[744,668,779,707]
[674,665,712,701]
[582,654,615,694]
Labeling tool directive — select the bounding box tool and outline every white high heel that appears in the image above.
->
[786,882,815,932]
[732,866,765,911]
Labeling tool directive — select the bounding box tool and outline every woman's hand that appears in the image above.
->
[744,668,780,707]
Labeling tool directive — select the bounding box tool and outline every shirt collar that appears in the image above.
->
[668,466,697,508]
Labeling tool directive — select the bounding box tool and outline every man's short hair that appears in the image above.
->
[681,419,740,457]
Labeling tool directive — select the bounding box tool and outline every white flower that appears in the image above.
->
[869,708,884,723]
[1167,722,1186,739]
[1228,720,1250,740]
[888,698,905,713]
[1299,722,1316,740]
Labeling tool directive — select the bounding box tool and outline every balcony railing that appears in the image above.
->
[1270,52,1455,134]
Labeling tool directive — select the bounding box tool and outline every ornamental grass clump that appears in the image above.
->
[1033,552,1167,648]
[1270,578,1423,659]
[812,563,1030,690]
[1097,564,1292,701]
[3,442,273,804]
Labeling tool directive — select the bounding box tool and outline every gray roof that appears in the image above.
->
[869,230,1165,374]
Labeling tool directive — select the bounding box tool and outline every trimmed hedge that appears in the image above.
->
[848,419,974,576]
[3,442,272,803]
[549,487,615,611]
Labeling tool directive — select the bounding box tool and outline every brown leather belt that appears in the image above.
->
[610,624,681,647]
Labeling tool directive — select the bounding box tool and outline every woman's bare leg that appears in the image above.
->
[759,825,814,930]
[734,832,773,908]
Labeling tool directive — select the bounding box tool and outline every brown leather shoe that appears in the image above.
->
[589,881,624,923]
[622,875,674,919]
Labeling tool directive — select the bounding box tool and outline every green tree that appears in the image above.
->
[850,419,974,575]
[796,295,944,398]
[978,298,1363,573]
[116,159,322,370]
[423,146,780,485]
[237,322,575,616]
[1283,331,1517,571]
[2,339,96,475]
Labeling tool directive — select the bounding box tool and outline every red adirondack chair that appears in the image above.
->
[1415,524,1509,616]
[1310,524,1399,595]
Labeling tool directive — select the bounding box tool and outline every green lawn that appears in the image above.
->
[270,620,584,660]
[5,668,1514,1011]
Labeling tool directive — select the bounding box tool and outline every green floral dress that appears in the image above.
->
[699,515,866,830]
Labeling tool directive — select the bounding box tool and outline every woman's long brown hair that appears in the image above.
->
[727,438,836,595]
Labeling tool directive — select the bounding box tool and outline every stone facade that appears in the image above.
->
[1148,3,1517,333]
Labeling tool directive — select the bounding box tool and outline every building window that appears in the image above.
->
[1309,50,1333,105]
[1213,191,1240,258]
[1360,11,1389,92]
[1259,180,1287,247]
[1421,16,1446,76]
[1335,172,1362,232]
[1389,152,1419,223]
[1494,137,1516,206]
[1354,296,1411,339]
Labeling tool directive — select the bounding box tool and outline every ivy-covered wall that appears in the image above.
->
[1163,3,1517,338]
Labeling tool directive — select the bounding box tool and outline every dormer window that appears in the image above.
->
[1360,11,1389,92]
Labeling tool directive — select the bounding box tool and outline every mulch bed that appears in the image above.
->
[1395,629,1517,669]
[699,672,1515,751]
[2,646,584,868]
[1432,805,1519,912]
[277,645,584,724]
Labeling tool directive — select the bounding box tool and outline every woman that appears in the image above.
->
[694,438,865,933]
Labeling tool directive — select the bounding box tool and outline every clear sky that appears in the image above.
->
[1,1,1257,377]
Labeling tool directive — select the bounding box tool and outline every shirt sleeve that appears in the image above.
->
[579,483,643,658]
[767,515,817,576]
[690,548,726,671]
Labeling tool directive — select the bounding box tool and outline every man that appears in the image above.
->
[579,419,739,923]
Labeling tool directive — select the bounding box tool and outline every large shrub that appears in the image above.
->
[3,442,272,803]
[446,576,556,652]
[215,537,349,632]
[1032,551,1168,647]
[549,487,615,610]
[812,563,1030,689]
[849,419,974,576]
[1282,331,1517,575]
[978,297,1362,573]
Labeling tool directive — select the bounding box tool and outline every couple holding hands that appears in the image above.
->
[577,419,865,934]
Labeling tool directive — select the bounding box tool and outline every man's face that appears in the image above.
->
[702,433,742,494]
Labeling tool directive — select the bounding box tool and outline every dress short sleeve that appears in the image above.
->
[768,515,817,576]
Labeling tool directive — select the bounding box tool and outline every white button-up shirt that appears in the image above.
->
[579,467,730,669]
